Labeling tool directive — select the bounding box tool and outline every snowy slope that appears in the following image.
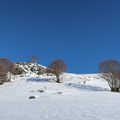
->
[0,73,120,120]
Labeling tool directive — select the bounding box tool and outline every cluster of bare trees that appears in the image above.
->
[99,60,120,92]
[1,56,120,93]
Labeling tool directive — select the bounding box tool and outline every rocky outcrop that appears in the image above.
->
[0,62,47,85]
[13,62,46,75]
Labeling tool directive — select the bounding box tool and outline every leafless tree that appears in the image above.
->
[30,56,39,64]
[99,60,120,92]
[0,58,15,82]
[47,59,67,83]
[0,64,7,75]
[0,64,7,83]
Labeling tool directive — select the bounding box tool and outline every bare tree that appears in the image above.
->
[99,60,120,92]
[0,64,7,84]
[30,56,39,64]
[0,64,7,75]
[47,59,67,83]
[0,58,15,82]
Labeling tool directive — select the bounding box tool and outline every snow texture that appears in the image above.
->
[0,73,120,120]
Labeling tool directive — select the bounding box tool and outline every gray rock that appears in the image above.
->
[37,90,44,93]
[29,96,36,99]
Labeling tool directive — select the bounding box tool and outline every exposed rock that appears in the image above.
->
[68,83,72,85]
[29,96,36,99]
[0,62,47,85]
[57,91,62,94]
[13,64,25,75]
[37,90,44,93]
[13,62,46,76]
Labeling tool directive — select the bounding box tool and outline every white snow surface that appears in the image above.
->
[0,73,120,120]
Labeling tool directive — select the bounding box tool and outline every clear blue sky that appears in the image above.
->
[0,0,120,73]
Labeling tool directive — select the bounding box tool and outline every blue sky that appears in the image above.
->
[0,0,120,73]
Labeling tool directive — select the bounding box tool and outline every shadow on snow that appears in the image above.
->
[65,83,110,92]
[26,77,52,83]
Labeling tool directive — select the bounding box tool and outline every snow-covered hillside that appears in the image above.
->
[0,71,120,120]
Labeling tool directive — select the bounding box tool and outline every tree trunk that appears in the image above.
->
[56,74,60,83]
